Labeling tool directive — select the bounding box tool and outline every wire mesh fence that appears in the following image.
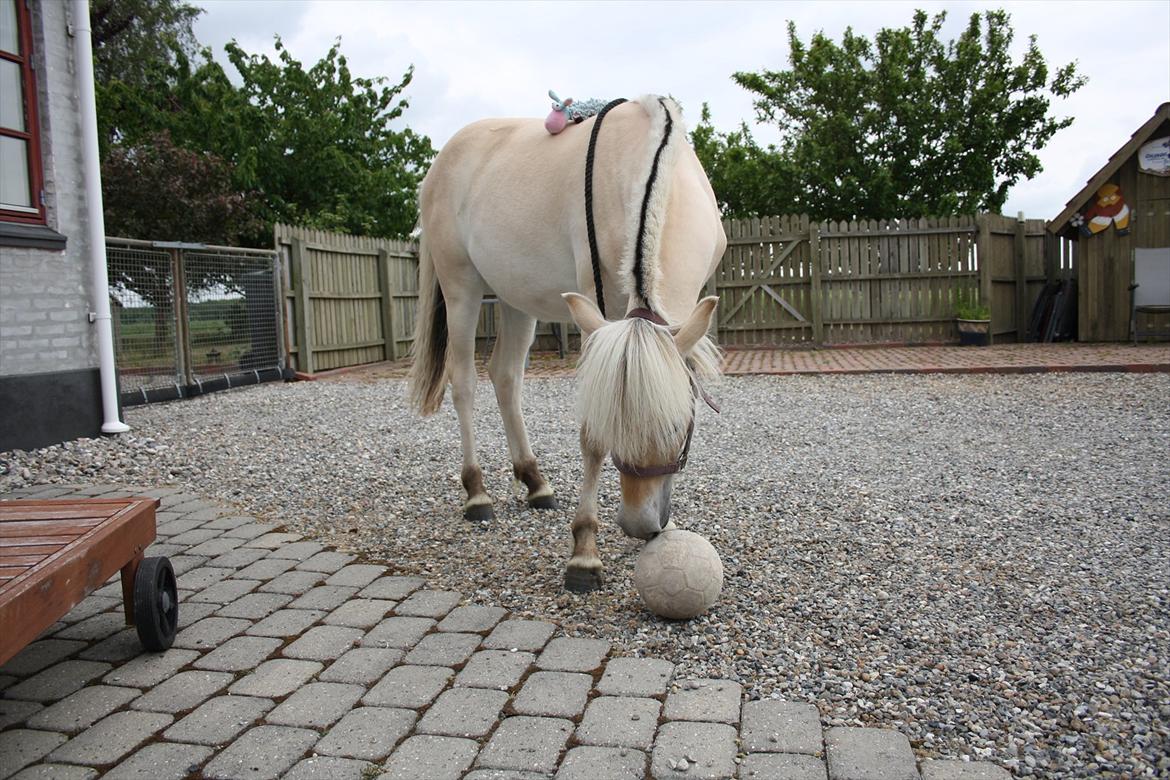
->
[107,241,181,396]
[107,239,284,405]
[182,248,281,383]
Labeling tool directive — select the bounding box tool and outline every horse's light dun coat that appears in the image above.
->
[408,95,726,591]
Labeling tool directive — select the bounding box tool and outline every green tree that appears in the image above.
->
[92,11,433,358]
[97,42,264,238]
[91,0,256,250]
[101,130,261,244]
[704,9,1085,220]
[91,2,248,342]
[96,35,433,245]
[221,37,434,239]
[691,105,794,219]
[90,0,202,88]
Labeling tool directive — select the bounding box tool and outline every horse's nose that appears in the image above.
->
[616,503,662,540]
[616,478,672,540]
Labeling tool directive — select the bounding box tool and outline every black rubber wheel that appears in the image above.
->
[134,556,179,652]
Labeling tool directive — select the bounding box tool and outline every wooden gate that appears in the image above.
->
[712,215,991,346]
[713,215,815,345]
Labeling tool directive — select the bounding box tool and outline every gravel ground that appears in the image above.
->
[3,372,1169,778]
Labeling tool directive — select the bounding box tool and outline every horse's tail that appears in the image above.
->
[407,230,448,416]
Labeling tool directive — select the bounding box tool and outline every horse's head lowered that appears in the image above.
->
[563,293,720,540]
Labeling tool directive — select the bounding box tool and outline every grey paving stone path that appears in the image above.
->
[0,484,1012,780]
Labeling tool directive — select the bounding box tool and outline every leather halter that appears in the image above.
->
[611,418,695,478]
[626,307,667,326]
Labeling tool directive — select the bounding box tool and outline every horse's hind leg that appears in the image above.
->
[445,282,494,522]
[489,303,556,510]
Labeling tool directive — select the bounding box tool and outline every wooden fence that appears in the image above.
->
[712,213,1057,346]
[274,224,571,373]
[276,214,1068,374]
[275,224,417,373]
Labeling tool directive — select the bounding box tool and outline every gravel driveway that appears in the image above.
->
[3,371,1168,778]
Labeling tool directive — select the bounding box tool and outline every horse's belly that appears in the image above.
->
[471,246,580,322]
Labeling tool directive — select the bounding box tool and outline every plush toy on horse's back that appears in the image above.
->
[544,89,610,134]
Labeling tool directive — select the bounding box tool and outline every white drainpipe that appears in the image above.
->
[71,0,128,434]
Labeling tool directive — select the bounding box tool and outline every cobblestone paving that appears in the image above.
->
[0,485,1011,779]
[314,342,1170,382]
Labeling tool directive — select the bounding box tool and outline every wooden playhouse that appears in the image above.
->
[1049,102,1170,341]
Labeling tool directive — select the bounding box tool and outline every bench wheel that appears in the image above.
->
[134,556,179,652]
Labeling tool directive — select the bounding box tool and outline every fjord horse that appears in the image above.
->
[408,95,726,591]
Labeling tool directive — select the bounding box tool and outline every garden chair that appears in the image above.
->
[1130,248,1170,343]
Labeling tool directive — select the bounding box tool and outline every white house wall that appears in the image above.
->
[0,0,105,450]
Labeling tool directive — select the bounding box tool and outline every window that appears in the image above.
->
[0,0,45,224]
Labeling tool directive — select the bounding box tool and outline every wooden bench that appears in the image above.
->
[0,497,178,667]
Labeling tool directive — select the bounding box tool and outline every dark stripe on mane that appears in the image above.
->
[633,97,674,310]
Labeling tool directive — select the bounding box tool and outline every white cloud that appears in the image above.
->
[193,0,1170,220]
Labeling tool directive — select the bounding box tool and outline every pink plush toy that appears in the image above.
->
[545,90,609,135]
[545,98,571,134]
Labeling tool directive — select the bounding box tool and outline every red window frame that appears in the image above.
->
[0,0,46,224]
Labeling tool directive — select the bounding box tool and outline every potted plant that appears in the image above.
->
[955,292,991,346]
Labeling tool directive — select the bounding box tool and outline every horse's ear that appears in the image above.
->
[673,296,719,354]
[561,292,607,336]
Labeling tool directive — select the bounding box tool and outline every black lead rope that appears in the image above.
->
[584,98,627,319]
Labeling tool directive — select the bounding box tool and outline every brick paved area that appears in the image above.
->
[321,342,1170,382]
[0,485,1011,779]
[719,342,1170,376]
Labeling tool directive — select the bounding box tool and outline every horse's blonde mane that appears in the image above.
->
[617,95,686,316]
[576,318,719,464]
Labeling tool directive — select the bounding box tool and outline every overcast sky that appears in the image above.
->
[192,0,1170,221]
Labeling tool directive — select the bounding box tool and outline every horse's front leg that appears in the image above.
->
[489,304,556,510]
[565,431,605,592]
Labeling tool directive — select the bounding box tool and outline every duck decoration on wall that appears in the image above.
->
[1070,183,1131,237]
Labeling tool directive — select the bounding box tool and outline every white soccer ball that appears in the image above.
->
[634,529,723,619]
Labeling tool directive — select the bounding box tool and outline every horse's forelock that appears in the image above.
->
[576,319,694,465]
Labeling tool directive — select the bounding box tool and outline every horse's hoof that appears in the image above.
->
[464,503,494,523]
[528,494,558,511]
[564,566,603,593]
